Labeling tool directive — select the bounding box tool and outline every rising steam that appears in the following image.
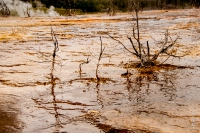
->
[5,0,59,17]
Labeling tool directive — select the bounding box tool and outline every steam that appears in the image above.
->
[5,0,59,17]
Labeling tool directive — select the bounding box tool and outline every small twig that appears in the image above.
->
[79,56,91,78]
[159,54,171,65]
[150,35,163,44]
[165,51,185,58]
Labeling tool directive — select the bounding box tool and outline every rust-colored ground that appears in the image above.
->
[0,9,200,133]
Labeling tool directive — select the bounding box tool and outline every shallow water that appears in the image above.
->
[0,9,200,133]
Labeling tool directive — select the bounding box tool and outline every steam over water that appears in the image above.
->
[5,0,59,17]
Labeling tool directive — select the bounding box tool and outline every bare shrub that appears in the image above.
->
[109,0,184,67]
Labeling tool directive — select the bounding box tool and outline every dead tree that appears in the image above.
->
[107,0,116,16]
[23,7,31,17]
[0,0,10,17]
[96,36,105,83]
[51,27,59,58]
[109,0,182,67]
[50,27,59,79]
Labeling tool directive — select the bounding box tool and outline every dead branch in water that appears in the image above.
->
[96,36,105,83]
[51,27,59,58]
[50,27,59,79]
[32,27,63,126]
[109,0,184,67]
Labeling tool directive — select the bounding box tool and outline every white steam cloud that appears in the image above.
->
[5,0,59,17]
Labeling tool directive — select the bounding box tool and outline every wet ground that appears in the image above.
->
[0,9,200,133]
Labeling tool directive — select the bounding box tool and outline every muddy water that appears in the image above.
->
[0,9,200,133]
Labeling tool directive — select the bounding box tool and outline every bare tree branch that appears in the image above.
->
[108,34,138,56]
[151,35,179,62]
[127,36,139,57]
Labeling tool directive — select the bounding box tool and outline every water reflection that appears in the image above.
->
[82,64,197,132]
[50,58,62,130]
[0,94,23,133]
[126,65,179,104]
[96,84,104,109]
[32,30,70,131]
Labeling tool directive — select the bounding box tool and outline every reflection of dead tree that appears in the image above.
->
[32,28,68,129]
[122,67,133,101]
[96,36,105,85]
[0,0,10,17]
[50,67,62,128]
[159,70,177,101]
[125,65,182,103]
[96,85,104,109]
[50,27,61,128]
[109,0,183,67]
